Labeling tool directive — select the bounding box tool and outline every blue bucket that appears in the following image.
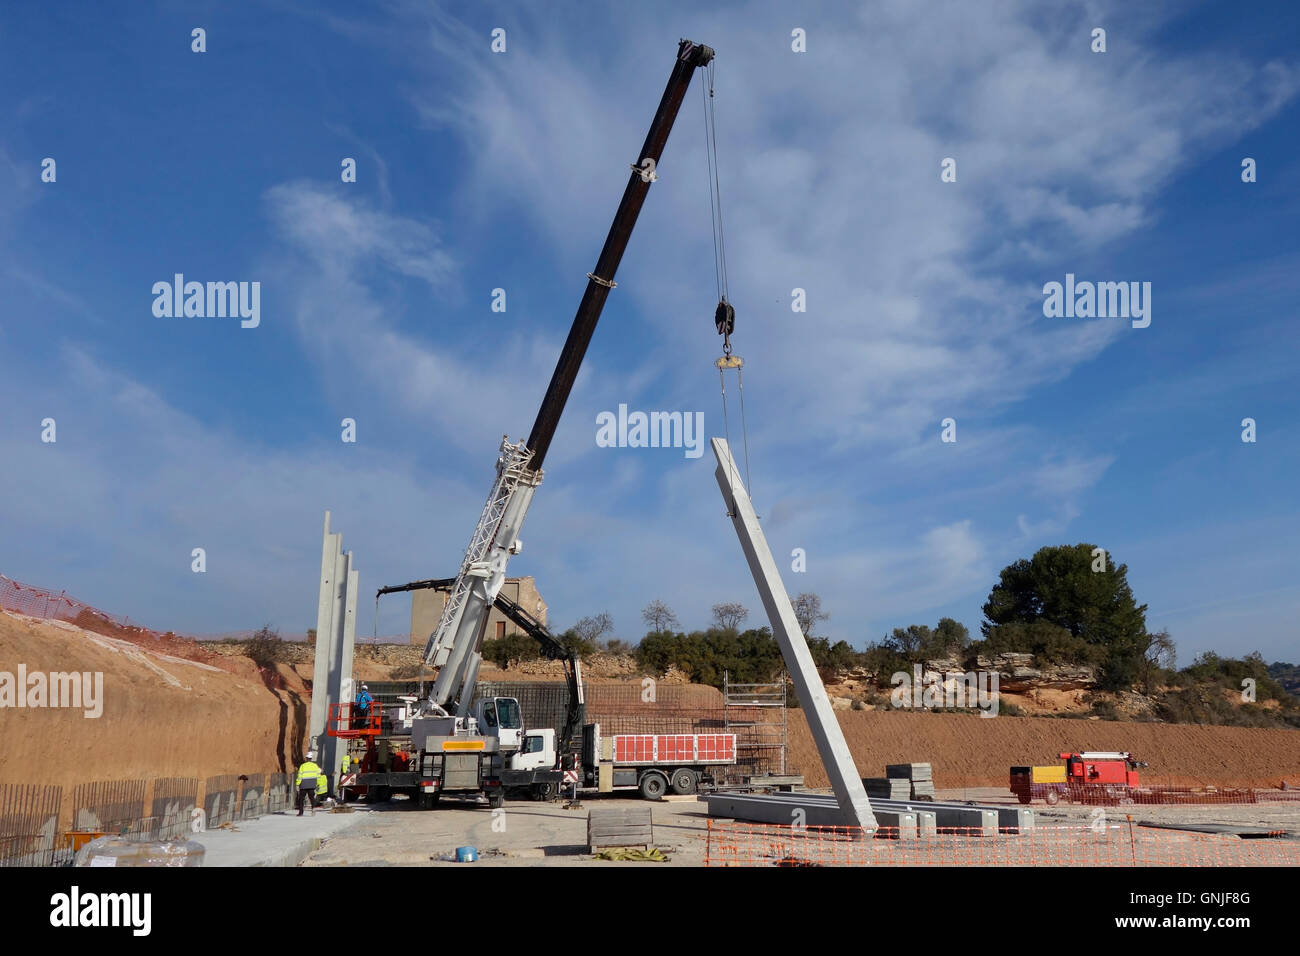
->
[456,846,478,863]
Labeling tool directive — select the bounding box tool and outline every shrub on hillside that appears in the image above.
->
[635,627,782,687]
[482,632,541,669]
[972,619,1104,666]
[245,625,285,668]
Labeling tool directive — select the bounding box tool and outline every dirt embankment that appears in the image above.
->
[0,611,310,793]
[788,709,1300,790]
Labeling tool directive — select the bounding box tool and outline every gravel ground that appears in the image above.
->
[297,787,1300,867]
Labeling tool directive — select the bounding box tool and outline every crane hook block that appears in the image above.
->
[714,299,735,336]
[715,354,744,370]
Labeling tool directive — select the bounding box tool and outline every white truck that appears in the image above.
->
[510,724,738,800]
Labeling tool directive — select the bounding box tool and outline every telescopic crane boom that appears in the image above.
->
[418,39,715,720]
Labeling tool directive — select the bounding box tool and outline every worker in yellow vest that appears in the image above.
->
[316,765,329,806]
[296,751,323,816]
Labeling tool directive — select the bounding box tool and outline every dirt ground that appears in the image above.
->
[788,709,1300,790]
[296,787,1299,868]
[299,793,712,867]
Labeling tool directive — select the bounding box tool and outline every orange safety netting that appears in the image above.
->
[0,574,223,662]
[704,820,1300,867]
[2,574,143,633]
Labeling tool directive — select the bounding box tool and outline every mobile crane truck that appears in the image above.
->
[333,39,719,809]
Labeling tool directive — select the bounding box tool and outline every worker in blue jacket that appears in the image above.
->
[352,684,374,729]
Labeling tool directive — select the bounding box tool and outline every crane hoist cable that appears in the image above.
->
[702,59,752,505]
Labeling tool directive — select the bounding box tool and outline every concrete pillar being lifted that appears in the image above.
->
[711,438,877,831]
[308,511,359,784]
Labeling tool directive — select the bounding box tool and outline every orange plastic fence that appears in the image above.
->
[704,820,1300,867]
[0,573,168,644]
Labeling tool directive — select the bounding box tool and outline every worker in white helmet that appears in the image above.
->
[296,750,323,816]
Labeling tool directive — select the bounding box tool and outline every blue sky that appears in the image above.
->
[1,1,1297,663]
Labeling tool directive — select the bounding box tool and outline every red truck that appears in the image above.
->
[1011,751,1147,805]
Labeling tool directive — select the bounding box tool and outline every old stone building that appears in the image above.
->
[409,576,548,646]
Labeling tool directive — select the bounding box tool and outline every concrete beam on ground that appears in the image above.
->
[711,438,876,830]
[871,799,1035,833]
[702,792,915,838]
[873,801,998,836]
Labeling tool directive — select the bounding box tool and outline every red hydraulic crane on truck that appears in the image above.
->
[1011,751,1148,806]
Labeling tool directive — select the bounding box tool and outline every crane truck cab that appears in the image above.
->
[472,696,524,753]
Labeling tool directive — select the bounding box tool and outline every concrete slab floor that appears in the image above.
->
[935,787,1300,834]
[191,808,367,867]
[300,793,715,867]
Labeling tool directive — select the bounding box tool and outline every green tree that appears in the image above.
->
[980,544,1149,690]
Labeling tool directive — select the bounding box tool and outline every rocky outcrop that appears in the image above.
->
[971,652,1097,692]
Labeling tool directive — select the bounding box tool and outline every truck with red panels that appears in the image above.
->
[512,724,737,800]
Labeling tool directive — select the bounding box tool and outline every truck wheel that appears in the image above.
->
[533,782,557,802]
[670,769,698,795]
[1044,789,1060,806]
[639,772,668,801]
[488,791,505,810]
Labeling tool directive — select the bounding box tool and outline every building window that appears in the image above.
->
[496,621,505,639]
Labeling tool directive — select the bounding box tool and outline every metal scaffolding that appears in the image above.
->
[723,671,790,782]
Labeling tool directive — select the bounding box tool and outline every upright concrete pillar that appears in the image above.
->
[711,438,876,830]
[308,512,359,784]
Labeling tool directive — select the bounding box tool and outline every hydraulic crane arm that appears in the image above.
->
[417,39,715,719]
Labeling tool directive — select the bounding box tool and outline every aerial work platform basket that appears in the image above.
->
[326,702,382,738]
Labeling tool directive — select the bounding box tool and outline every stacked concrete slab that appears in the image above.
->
[864,777,912,800]
[886,763,936,801]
